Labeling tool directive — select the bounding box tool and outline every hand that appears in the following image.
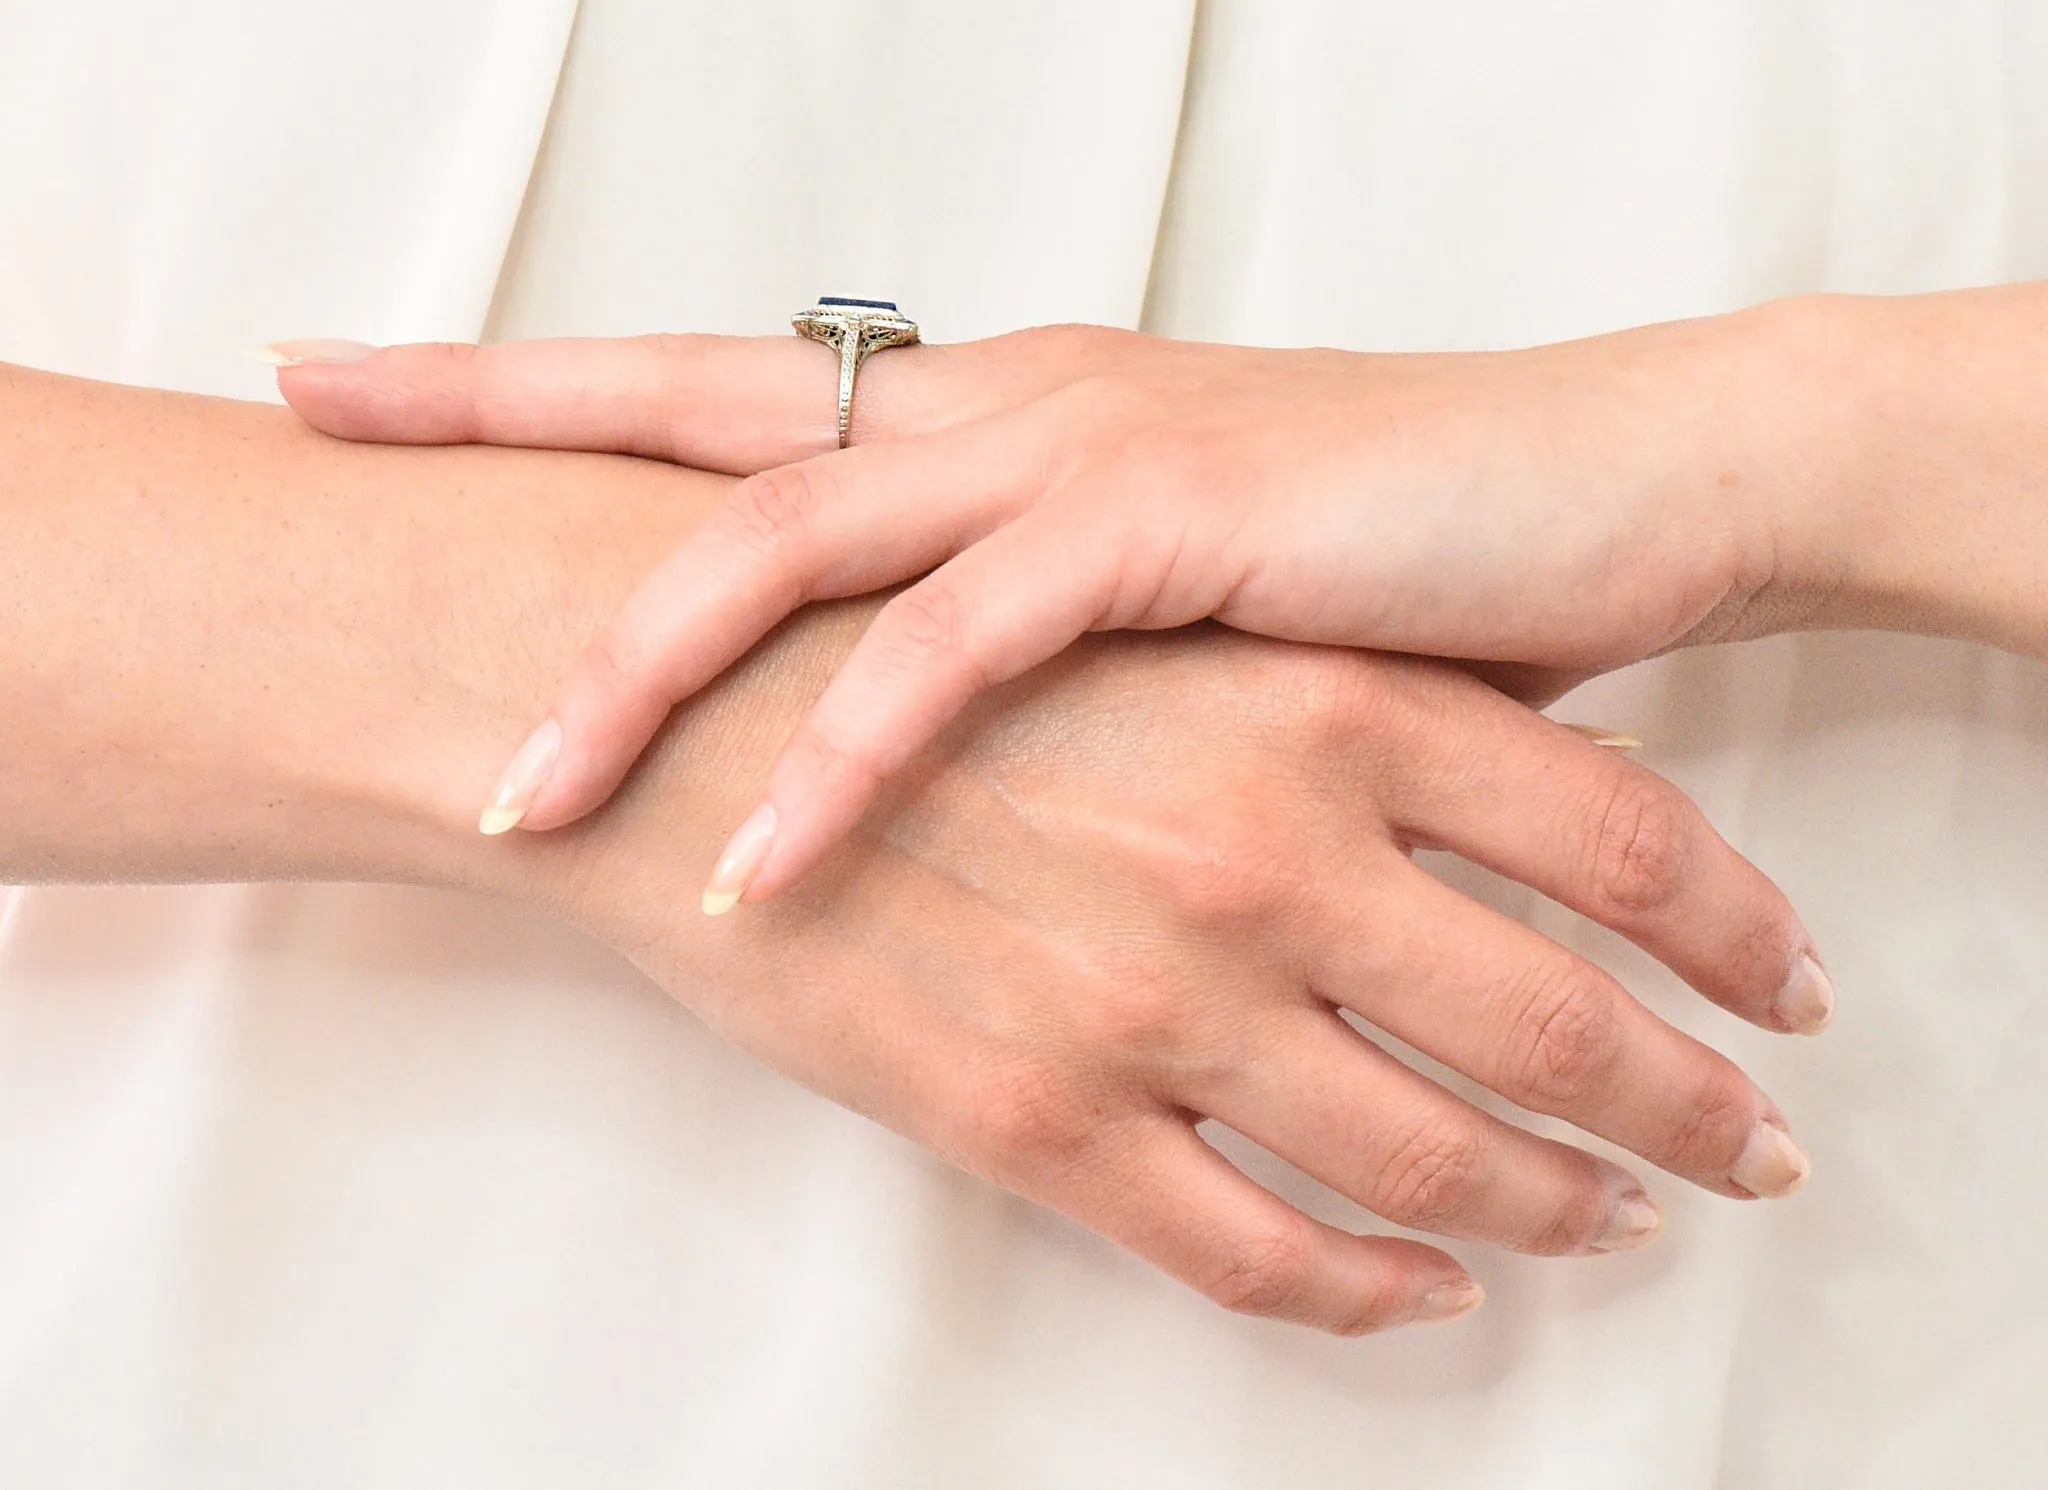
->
[271,308,1840,907]
[524,599,1828,1336]
[0,366,1823,1335]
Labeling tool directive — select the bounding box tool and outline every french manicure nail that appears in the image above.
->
[1417,1278,1486,1323]
[702,802,777,916]
[1562,722,1643,751]
[1775,952,1836,1035]
[478,719,561,836]
[1730,1120,1811,1199]
[251,338,379,367]
[1588,1190,1665,1253]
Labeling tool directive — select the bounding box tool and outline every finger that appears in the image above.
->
[716,500,1156,908]
[271,325,1111,472]
[272,334,874,472]
[1193,1005,1663,1256]
[1050,1116,1483,1335]
[1307,860,1811,1200]
[482,421,1057,838]
[1392,676,1833,1036]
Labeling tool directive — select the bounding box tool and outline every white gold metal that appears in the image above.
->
[791,297,920,447]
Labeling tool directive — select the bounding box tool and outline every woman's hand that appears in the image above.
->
[272,304,1855,907]
[0,364,1824,1335]
[533,600,1828,1336]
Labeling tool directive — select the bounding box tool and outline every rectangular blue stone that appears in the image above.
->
[819,296,898,311]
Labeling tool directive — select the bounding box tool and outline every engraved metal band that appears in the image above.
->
[791,296,920,448]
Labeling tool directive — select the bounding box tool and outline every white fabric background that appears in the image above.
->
[1,2,2044,1485]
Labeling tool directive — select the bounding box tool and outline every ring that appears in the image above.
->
[792,296,920,448]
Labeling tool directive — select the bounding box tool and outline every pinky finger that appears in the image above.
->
[1069,1120,1483,1335]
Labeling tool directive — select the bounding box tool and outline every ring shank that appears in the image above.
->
[791,299,921,449]
[836,335,861,447]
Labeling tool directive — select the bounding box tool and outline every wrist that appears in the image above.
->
[1734,287,2048,657]
[0,366,804,923]
[369,456,861,981]
[357,459,745,905]
[1657,294,1878,647]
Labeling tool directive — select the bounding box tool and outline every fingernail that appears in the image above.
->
[1730,1120,1811,1199]
[1416,1278,1486,1323]
[702,802,777,916]
[251,338,379,367]
[478,718,561,836]
[1588,1190,1665,1253]
[1562,722,1643,751]
[1774,951,1836,1035]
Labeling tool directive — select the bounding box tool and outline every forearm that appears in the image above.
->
[0,362,759,892]
[0,366,1836,1332]
[1747,286,2048,658]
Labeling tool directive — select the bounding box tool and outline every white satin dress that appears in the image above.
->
[2,3,2045,1485]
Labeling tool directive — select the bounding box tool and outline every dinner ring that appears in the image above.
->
[791,296,921,448]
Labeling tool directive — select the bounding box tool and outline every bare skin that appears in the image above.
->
[270,285,2048,907]
[1,363,1819,1333]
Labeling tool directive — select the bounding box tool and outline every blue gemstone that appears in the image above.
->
[818,296,898,311]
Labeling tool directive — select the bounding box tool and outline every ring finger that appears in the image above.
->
[1305,859,1810,1200]
[1189,1003,1664,1256]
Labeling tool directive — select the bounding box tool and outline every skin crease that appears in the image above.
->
[271,284,2048,908]
[1,363,1820,1334]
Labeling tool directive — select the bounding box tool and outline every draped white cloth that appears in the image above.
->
[2,3,2045,1484]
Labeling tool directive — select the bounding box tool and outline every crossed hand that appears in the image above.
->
[266,316,1834,1332]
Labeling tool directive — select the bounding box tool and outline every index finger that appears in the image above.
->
[272,334,849,472]
[268,324,1093,472]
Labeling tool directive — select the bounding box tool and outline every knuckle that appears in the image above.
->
[1152,809,1301,928]
[959,1059,1097,1178]
[426,339,482,370]
[1071,948,1255,1103]
[1020,322,1130,365]
[877,583,974,676]
[1520,1168,1621,1257]
[1657,1064,1759,1176]
[1198,1228,1315,1319]
[1072,959,1193,1063]
[1221,651,1424,811]
[1326,1291,1406,1337]
[1720,893,1804,1005]
[1588,771,1696,914]
[1363,1120,1484,1231]
[1500,958,1624,1109]
[640,331,711,359]
[1291,652,1413,755]
[721,464,829,562]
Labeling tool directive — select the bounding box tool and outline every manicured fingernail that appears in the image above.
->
[478,718,561,835]
[702,802,777,916]
[1775,952,1836,1034]
[1588,1190,1665,1253]
[1562,722,1643,751]
[1730,1120,1811,1198]
[251,338,379,367]
[1417,1278,1486,1323]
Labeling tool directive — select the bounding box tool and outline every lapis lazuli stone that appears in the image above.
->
[819,296,898,311]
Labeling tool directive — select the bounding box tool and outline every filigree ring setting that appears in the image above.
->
[791,296,920,448]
